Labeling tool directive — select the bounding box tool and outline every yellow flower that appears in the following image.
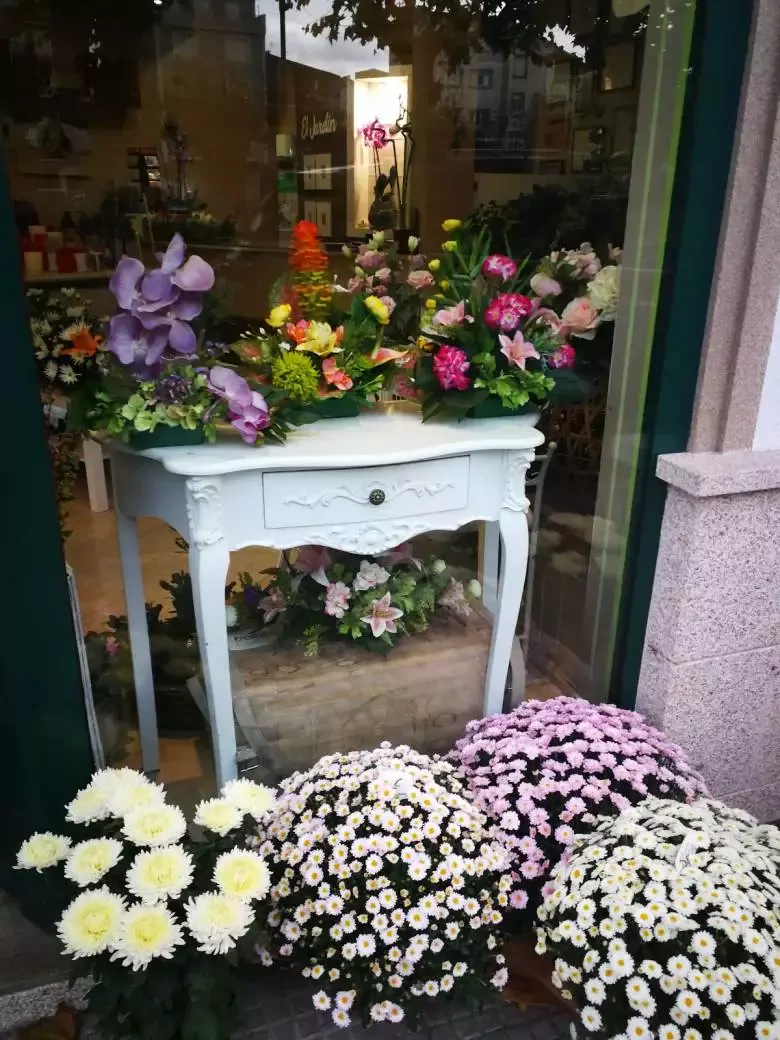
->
[296,321,343,357]
[428,258,441,272]
[439,279,450,290]
[416,336,435,351]
[57,887,126,958]
[364,295,390,325]
[442,241,458,253]
[111,903,184,970]
[213,849,271,901]
[441,219,462,232]
[267,304,292,328]
[126,846,194,903]
[16,832,71,871]
[122,804,187,847]
[64,838,123,887]
[194,797,244,836]
[424,299,437,310]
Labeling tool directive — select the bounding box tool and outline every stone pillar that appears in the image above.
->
[636,452,780,821]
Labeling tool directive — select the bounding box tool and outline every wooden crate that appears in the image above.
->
[230,613,492,780]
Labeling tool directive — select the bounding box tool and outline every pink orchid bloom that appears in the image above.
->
[361,592,404,638]
[433,300,472,327]
[322,357,353,391]
[498,332,540,370]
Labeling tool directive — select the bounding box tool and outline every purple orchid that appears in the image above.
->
[207,366,270,445]
[107,235,215,367]
[107,313,168,374]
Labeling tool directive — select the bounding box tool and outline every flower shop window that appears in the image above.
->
[2,0,698,796]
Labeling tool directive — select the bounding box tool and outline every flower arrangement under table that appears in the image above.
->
[15,767,276,1040]
[415,221,620,420]
[252,744,511,1030]
[535,797,780,1039]
[225,544,481,656]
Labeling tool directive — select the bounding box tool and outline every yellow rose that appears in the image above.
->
[364,295,390,325]
[424,298,437,310]
[439,280,450,290]
[428,258,441,272]
[441,219,462,232]
[442,241,458,253]
[266,304,292,328]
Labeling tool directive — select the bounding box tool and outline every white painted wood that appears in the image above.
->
[115,509,159,774]
[754,290,780,450]
[481,520,500,617]
[263,455,469,528]
[83,436,109,512]
[105,412,543,785]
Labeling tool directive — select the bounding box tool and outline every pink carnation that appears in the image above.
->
[549,343,576,369]
[482,254,518,281]
[484,292,536,332]
[432,345,470,391]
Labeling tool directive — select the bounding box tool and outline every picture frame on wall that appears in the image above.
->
[599,41,636,91]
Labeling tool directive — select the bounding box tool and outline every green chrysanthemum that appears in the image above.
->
[271,352,320,403]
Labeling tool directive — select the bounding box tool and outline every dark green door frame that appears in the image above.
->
[610,0,756,707]
[0,150,94,925]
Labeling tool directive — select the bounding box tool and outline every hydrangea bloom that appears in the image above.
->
[450,697,706,916]
[252,743,511,1030]
[536,798,780,1039]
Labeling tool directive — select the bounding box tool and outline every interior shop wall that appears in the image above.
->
[5,21,277,240]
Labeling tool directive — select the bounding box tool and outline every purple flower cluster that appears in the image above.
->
[207,366,269,445]
[450,697,706,917]
[107,234,215,374]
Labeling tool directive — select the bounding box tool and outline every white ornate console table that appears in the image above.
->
[107,410,544,785]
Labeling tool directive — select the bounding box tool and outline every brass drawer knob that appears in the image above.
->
[369,488,386,505]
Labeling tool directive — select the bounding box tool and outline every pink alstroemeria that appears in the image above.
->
[361,592,404,638]
[293,546,332,575]
[322,357,353,391]
[433,300,472,327]
[499,332,540,370]
[324,581,351,618]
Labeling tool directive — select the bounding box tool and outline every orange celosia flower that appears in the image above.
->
[61,328,102,357]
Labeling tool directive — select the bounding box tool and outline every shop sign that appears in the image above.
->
[300,112,338,140]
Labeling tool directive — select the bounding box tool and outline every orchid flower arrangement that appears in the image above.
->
[414,221,620,420]
[535,797,780,1040]
[228,544,481,656]
[15,767,276,1040]
[450,697,706,921]
[251,743,512,1030]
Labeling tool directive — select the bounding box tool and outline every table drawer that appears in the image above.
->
[263,455,470,529]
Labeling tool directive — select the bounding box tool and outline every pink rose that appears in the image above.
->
[406,269,435,290]
[561,296,602,339]
[376,267,393,284]
[530,273,562,297]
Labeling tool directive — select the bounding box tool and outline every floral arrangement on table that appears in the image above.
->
[225,544,482,656]
[341,230,433,391]
[251,743,511,1030]
[231,221,413,419]
[15,767,276,1040]
[360,107,415,235]
[535,797,780,1038]
[414,222,621,420]
[450,697,706,919]
[151,206,236,247]
[86,234,291,446]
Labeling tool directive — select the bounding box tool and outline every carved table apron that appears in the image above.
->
[107,411,544,785]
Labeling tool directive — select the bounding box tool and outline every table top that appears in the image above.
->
[107,410,544,476]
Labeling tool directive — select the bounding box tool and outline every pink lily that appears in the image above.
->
[433,300,473,327]
[499,332,540,370]
[293,545,332,575]
[361,592,404,638]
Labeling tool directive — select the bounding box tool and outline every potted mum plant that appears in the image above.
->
[415,220,620,420]
[252,743,512,1030]
[535,797,780,1038]
[15,767,276,1040]
[450,696,706,923]
[227,544,481,656]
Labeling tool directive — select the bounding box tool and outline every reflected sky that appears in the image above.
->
[254,0,389,76]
